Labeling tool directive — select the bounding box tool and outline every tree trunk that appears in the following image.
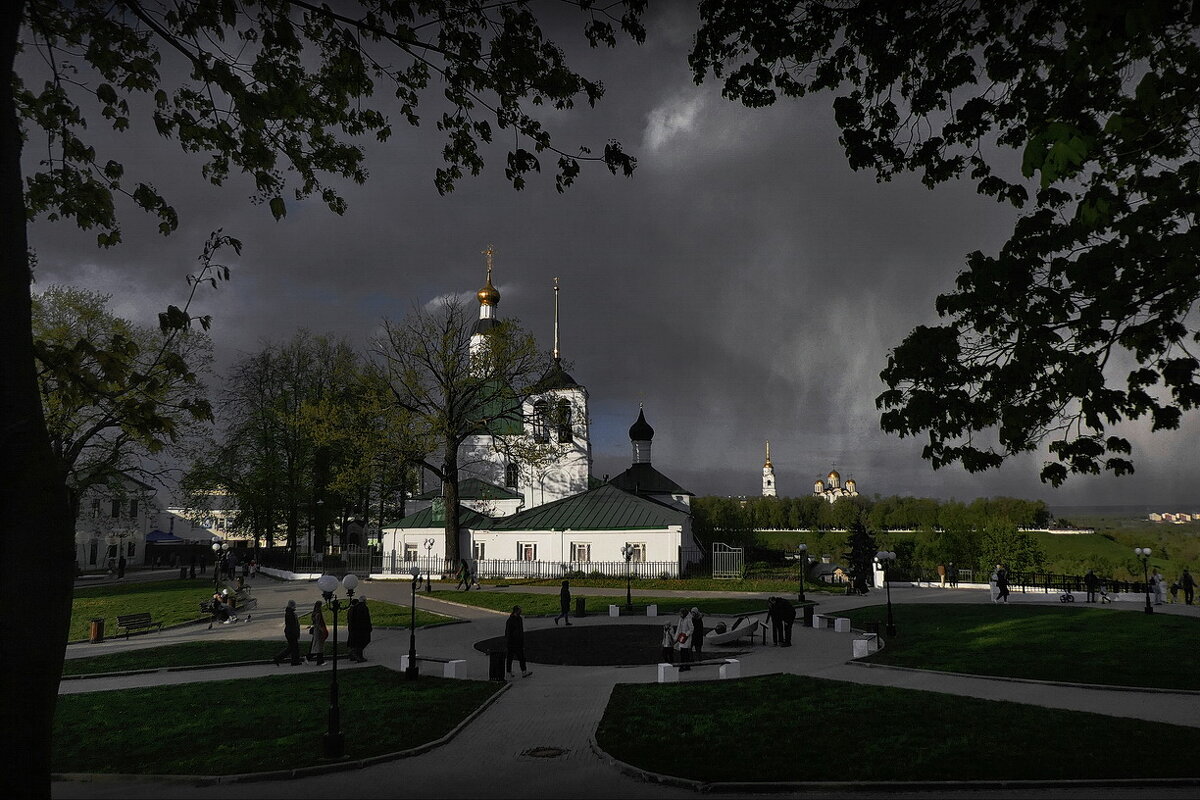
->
[2,4,74,797]
[442,451,461,565]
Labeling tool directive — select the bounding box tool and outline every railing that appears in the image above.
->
[256,548,701,580]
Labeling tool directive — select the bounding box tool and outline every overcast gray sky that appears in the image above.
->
[24,5,1198,511]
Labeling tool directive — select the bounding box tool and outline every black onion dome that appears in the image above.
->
[628,407,654,441]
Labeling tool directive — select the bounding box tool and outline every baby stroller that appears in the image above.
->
[1099,584,1113,604]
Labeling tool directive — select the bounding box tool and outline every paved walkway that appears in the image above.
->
[52,577,1200,799]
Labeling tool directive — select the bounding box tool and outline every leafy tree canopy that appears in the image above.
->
[19,0,645,246]
[692,0,1200,485]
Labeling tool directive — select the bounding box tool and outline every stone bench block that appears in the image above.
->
[646,603,658,617]
[718,659,741,679]
[657,663,679,683]
[609,604,620,617]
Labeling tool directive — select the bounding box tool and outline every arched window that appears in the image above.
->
[532,399,550,443]
[556,399,572,443]
[505,463,519,489]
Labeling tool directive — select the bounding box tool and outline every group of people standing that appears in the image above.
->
[660,606,705,669]
[273,594,372,666]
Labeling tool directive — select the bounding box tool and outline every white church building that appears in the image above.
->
[382,255,700,577]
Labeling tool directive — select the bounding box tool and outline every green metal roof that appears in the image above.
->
[412,478,521,502]
[491,483,688,531]
[386,504,495,530]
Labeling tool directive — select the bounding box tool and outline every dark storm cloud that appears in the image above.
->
[24,5,1197,507]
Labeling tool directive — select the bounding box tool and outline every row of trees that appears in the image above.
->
[694,493,1051,539]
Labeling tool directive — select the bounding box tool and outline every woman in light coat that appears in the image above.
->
[307,601,328,665]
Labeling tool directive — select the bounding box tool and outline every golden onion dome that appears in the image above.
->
[827,469,840,481]
[477,275,500,307]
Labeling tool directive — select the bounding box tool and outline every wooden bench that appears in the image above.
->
[115,612,162,639]
[657,658,741,682]
[400,654,467,678]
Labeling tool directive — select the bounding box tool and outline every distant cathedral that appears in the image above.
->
[758,443,861,503]
[813,469,858,504]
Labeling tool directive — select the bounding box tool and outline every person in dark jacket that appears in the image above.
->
[456,559,471,591]
[505,605,532,678]
[274,600,302,666]
[765,596,795,646]
[689,607,705,657]
[1084,569,1100,602]
[777,598,796,646]
[554,580,572,625]
[347,595,373,662]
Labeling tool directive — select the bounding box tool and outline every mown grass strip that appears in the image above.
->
[598,674,1200,782]
[53,667,497,775]
[843,603,1200,690]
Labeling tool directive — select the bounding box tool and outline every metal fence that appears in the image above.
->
[382,555,689,580]
[256,547,704,580]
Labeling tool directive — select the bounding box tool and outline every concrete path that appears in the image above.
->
[52,577,1200,799]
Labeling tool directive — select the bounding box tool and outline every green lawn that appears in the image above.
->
[53,667,498,775]
[70,579,215,641]
[438,590,801,617]
[298,600,454,629]
[63,640,290,675]
[598,674,1200,782]
[844,603,1200,689]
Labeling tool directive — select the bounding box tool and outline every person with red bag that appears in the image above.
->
[674,607,694,671]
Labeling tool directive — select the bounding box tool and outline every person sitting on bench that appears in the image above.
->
[211,591,239,624]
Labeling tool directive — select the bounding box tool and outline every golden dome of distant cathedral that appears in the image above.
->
[827,469,840,481]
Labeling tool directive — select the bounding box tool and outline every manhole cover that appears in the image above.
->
[522,746,569,759]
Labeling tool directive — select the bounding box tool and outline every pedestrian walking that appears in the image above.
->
[988,568,999,602]
[996,565,1010,603]
[690,607,705,657]
[1152,568,1166,605]
[505,605,532,677]
[937,563,946,587]
[307,601,328,664]
[1084,569,1100,603]
[455,559,471,591]
[274,600,302,666]
[1183,568,1195,605]
[948,562,958,587]
[347,595,373,662]
[554,580,572,625]
[765,596,794,645]
[117,554,126,579]
[674,607,694,671]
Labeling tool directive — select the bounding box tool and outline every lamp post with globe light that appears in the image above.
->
[875,550,897,637]
[620,543,634,614]
[406,565,420,679]
[1134,547,1154,614]
[423,538,435,591]
[316,572,357,758]
[797,543,808,603]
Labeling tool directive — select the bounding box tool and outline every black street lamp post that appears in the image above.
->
[406,565,420,679]
[316,572,358,759]
[876,551,897,637]
[423,538,435,591]
[797,543,808,603]
[1134,547,1153,614]
[620,543,634,614]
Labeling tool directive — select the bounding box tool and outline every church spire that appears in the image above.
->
[476,244,500,310]
[762,440,776,496]
[552,276,560,361]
